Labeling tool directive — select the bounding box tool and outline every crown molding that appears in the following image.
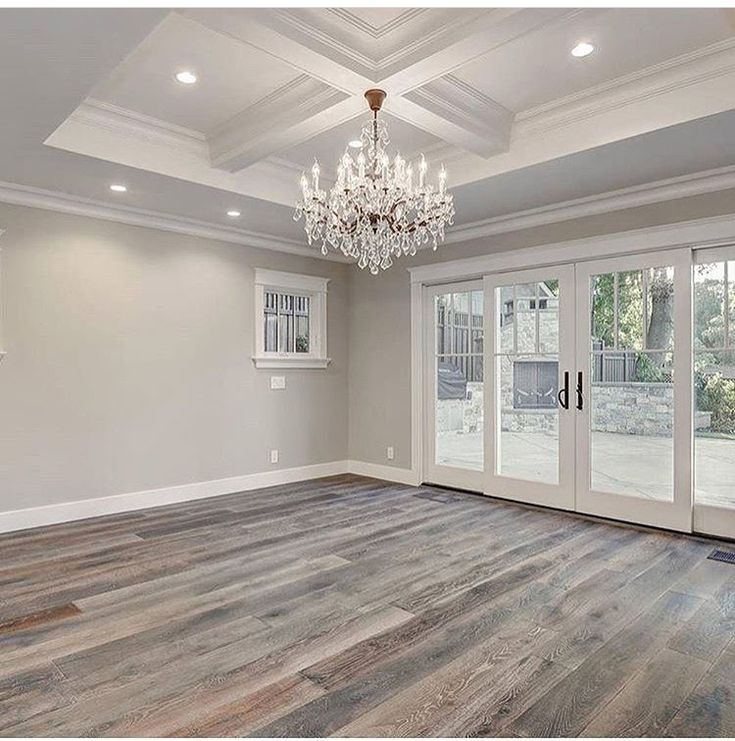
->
[2,163,733,264]
[46,100,303,207]
[412,212,735,285]
[516,37,735,138]
[445,165,735,244]
[0,180,347,262]
[327,8,427,40]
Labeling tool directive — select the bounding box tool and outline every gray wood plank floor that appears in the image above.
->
[1,474,734,737]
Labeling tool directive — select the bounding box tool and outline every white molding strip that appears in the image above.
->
[0,459,423,534]
[2,163,735,262]
[445,165,735,245]
[347,460,421,487]
[4,164,734,267]
[251,356,331,369]
[0,180,346,262]
[411,212,735,285]
[0,461,350,534]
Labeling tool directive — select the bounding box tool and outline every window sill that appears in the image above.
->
[252,355,331,369]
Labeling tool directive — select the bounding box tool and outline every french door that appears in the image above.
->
[424,281,485,491]
[575,250,692,532]
[425,248,695,533]
[484,266,576,511]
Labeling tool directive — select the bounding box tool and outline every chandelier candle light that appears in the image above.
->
[295,89,455,273]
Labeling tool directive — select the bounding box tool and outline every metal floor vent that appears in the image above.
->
[708,549,735,565]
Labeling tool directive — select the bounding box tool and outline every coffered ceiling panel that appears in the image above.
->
[456,8,733,114]
[3,7,735,257]
[90,13,300,134]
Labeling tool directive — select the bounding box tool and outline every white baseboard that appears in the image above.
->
[0,459,422,535]
[0,460,350,534]
[347,460,421,487]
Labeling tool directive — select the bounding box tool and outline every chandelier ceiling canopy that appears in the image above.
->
[295,89,455,273]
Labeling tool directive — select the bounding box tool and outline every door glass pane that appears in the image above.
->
[435,291,483,471]
[695,260,735,509]
[495,279,559,484]
[589,268,675,500]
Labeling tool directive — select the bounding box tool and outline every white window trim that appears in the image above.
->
[252,268,330,369]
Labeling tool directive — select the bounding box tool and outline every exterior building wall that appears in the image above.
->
[591,383,673,436]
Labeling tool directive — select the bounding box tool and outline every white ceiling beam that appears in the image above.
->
[209,77,363,172]
[388,96,506,159]
[188,8,530,169]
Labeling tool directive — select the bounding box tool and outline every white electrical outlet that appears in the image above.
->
[270,449,279,464]
[270,376,286,390]
[386,446,394,460]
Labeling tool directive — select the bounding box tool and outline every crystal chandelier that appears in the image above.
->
[294,89,455,274]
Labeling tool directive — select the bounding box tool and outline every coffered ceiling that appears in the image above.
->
[2,7,735,257]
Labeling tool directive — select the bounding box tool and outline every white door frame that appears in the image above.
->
[692,244,735,539]
[423,279,484,492]
[411,213,735,537]
[484,265,576,511]
[574,248,693,533]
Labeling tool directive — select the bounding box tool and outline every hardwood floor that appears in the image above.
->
[1,474,735,737]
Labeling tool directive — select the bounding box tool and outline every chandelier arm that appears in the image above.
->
[295,88,454,271]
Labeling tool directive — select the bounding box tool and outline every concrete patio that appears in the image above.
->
[437,429,735,508]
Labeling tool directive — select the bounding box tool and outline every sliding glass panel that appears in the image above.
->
[434,290,484,471]
[694,260,735,509]
[589,267,675,500]
[495,279,560,484]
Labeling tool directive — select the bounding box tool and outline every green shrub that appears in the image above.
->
[699,373,735,434]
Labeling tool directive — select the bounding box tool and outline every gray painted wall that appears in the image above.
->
[2,186,735,514]
[347,188,735,472]
[0,204,349,511]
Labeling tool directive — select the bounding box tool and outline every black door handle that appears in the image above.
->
[576,371,584,410]
[557,371,570,410]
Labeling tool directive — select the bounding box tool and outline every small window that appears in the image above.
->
[253,269,330,369]
[264,292,311,354]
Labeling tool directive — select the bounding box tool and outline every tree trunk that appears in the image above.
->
[646,267,674,367]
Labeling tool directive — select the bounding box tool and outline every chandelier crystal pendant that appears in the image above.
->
[294,89,455,274]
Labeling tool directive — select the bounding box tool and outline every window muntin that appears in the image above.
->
[264,292,310,354]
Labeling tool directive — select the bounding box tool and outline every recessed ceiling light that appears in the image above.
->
[226,210,241,218]
[175,70,198,85]
[109,184,127,192]
[571,42,595,58]
[348,139,363,149]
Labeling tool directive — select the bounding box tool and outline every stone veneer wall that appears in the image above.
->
[591,382,673,436]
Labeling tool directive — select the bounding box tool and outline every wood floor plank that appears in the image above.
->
[664,638,735,737]
[579,648,710,737]
[508,590,703,737]
[0,475,730,737]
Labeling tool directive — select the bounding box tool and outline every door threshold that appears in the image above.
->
[421,481,735,547]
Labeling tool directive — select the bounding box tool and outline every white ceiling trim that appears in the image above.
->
[446,164,735,244]
[411,212,735,285]
[2,163,735,262]
[327,8,429,42]
[0,180,347,262]
[182,8,564,165]
[45,101,301,207]
[516,37,735,137]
